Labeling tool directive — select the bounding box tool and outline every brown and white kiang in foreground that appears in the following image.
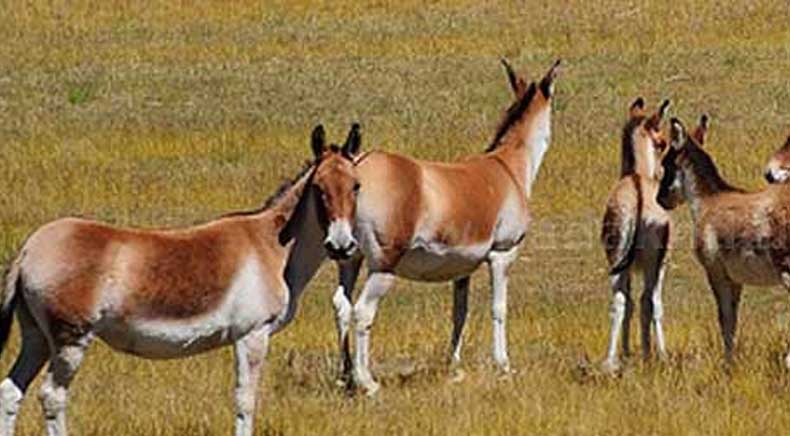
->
[600,98,674,371]
[0,124,364,436]
[329,59,560,394]
[657,117,790,365]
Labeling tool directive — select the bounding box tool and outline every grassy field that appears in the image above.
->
[2,0,790,434]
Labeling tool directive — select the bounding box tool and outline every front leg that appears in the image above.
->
[352,272,395,395]
[487,247,518,372]
[233,326,270,436]
[333,257,363,386]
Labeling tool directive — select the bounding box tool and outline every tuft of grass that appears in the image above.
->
[1,0,790,434]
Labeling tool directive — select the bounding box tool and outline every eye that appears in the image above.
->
[353,182,361,194]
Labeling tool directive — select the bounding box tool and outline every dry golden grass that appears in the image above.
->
[2,0,790,434]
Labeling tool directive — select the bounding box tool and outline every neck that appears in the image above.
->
[495,109,551,198]
[682,145,739,199]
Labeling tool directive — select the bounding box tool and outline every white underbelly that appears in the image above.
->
[96,312,264,359]
[95,256,284,359]
[394,241,490,282]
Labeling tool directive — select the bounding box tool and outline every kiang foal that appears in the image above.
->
[658,117,790,365]
[331,59,560,394]
[601,98,673,371]
[0,125,363,436]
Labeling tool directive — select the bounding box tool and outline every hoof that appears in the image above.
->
[360,380,380,396]
[449,368,466,383]
[601,359,621,375]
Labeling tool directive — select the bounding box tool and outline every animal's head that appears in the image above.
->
[656,115,710,210]
[621,98,670,179]
[764,135,790,184]
[487,58,560,152]
[310,123,363,260]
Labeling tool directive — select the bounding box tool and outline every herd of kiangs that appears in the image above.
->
[2,58,790,436]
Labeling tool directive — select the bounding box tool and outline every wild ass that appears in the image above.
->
[0,125,363,436]
[330,59,560,394]
[657,117,790,364]
[600,98,672,371]
[764,135,790,184]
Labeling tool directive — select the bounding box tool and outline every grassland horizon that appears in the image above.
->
[2,1,790,435]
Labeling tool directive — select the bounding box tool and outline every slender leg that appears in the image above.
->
[488,248,518,372]
[39,334,93,436]
[0,303,50,436]
[450,276,470,364]
[621,275,634,357]
[604,271,629,371]
[352,272,395,395]
[333,257,362,386]
[233,326,270,436]
[644,261,668,360]
[640,277,654,360]
[707,271,742,362]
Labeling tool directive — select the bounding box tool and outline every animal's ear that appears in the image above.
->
[501,58,527,97]
[342,123,361,159]
[670,117,686,150]
[539,59,561,98]
[629,97,646,118]
[311,124,326,159]
[691,114,710,146]
[646,99,670,130]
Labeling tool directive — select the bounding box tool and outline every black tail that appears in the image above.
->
[1,253,24,355]
[0,291,18,355]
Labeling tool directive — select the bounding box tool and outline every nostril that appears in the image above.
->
[324,240,336,251]
[345,241,358,253]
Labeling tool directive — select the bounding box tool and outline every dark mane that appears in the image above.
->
[685,141,742,195]
[486,82,538,152]
[620,116,645,177]
[222,160,316,219]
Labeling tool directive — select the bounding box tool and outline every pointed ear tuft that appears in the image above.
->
[311,124,326,159]
[539,59,561,97]
[692,114,710,146]
[501,57,526,96]
[670,118,686,150]
[658,99,671,119]
[342,122,361,159]
[629,97,646,118]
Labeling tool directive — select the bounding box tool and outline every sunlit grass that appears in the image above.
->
[1,0,790,434]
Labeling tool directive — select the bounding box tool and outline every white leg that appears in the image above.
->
[352,272,395,395]
[651,266,667,359]
[39,335,92,436]
[451,276,470,364]
[604,272,628,371]
[233,326,270,436]
[488,248,517,372]
[333,258,362,385]
[0,305,50,436]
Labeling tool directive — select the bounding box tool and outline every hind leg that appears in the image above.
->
[604,271,630,371]
[0,301,50,436]
[450,276,470,365]
[642,259,668,361]
[621,275,634,357]
[39,333,93,436]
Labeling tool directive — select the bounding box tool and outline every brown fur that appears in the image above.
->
[658,118,790,358]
